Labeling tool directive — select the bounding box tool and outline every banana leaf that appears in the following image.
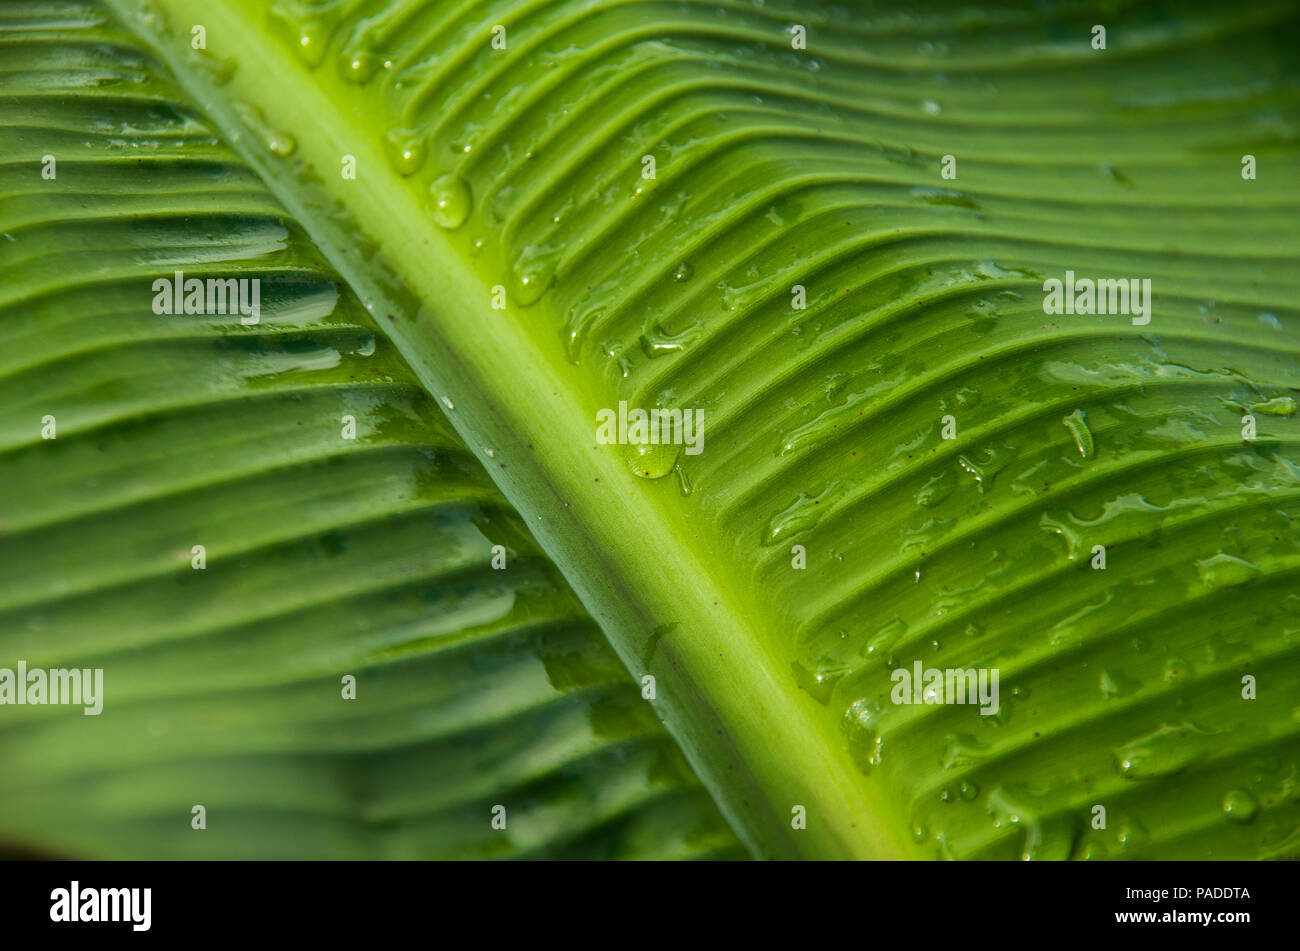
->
[1,0,1298,859]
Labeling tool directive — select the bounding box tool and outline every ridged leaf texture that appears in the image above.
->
[1,0,1298,859]
[0,0,742,860]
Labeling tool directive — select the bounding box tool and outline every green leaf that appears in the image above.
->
[5,0,1300,860]
[0,0,742,860]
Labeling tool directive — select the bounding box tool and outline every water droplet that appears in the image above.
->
[1196,552,1261,588]
[624,442,679,480]
[943,732,990,770]
[564,297,607,362]
[385,128,426,176]
[232,102,295,158]
[1062,408,1094,459]
[957,442,1018,494]
[791,658,847,705]
[640,321,702,358]
[911,186,978,210]
[1222,789,1258,824]
[778,388,874,457]
[841,698,884,774]
[672,261,694,282]
[193,49,237,86]
[1251,395,1297,417]
[863,617,908,658]
[1100,668,1140,699]
[294,29,326,67]
[516,273,550,305]
[429,174,471,229]
[717,274,768,313]
[674,462,692,497]
[761,483,843,545]
[269,0,351,69]
[267,132,296,158]
[916,468,957,507]
[1115,816,1149,851]
[987,784,1078,860]
[340,49,383,83]
[1115,722,1223,779]
[512,243,561,305]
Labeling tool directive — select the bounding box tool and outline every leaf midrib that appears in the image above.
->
[100,0,926,859]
